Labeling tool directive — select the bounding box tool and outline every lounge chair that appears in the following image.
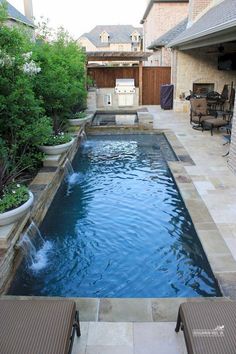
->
[175,301,236,354]
[0,299,80,354]
[190,98,216,129]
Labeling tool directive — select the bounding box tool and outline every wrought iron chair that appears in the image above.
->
[190,98,217,130]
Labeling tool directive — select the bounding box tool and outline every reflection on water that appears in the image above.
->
[9,134,221,298]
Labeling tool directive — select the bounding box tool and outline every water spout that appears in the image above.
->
[80,129,87,141]
[17,222,52,272]
[64,158,74,176]
[64,158,83,195]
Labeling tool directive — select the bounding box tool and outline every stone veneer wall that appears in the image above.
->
[228,96,236,173]
[172,49,236,112]
[143,2,189,66]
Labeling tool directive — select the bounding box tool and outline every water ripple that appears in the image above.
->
[8,134,220,298]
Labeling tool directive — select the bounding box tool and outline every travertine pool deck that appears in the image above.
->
[151,106,236,301]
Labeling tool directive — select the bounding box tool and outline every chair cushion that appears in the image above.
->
[204,118,228,127]
[0,299,76,354]
[190,98,208,115]
[191,115,214,124]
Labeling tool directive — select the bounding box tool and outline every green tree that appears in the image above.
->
[33,26,87,133]
[0,14,52,195]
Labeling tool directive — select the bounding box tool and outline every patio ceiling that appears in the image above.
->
[86,51,152,62]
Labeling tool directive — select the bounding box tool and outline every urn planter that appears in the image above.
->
[0,191,34,226]
[68,114,93,126]
[39,138,74,155]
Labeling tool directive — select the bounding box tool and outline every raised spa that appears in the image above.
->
[9,134,221,298]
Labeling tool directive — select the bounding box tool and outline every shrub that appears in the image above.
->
[70,111,87,119]
[0,184,29,213]
[43,133,72,146]
[33,26,87,133]
[0,7,53,196]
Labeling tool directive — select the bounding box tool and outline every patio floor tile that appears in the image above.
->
[87,322,133,346]
[133,322,187,354]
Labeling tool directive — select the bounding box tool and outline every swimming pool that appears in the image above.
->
[8,134,221,297]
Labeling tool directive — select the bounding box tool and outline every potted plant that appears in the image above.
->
[38,132,75,155]
[0,156,34,226]
[68,111,93,126]
[0,184,34,226]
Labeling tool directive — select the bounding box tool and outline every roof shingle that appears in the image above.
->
[0,0,34,27]
[79,25,143,47]
[169,0,236,47]
[148,18,188,49]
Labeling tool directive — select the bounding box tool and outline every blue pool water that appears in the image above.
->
[9,134,221,297]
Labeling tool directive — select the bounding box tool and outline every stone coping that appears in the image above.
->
[163,129,236,300]
[0,296,231,322]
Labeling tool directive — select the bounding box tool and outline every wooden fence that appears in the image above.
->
[87,66,171,105]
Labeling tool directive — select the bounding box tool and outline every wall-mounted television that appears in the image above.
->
[218,53,236,71]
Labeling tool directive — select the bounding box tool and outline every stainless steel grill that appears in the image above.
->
[115,79,135,94]
[115,79,135,107]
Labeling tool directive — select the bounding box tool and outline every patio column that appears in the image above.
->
[139,61,143,106]
[228,91,236,173]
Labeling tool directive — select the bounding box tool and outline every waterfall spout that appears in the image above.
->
[17,222,52,272]
[64,159,83,195]
[64,158,74,176]
[80,129,87,141]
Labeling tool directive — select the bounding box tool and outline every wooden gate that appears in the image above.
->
[88,66,171,105]
[142,67,171,105]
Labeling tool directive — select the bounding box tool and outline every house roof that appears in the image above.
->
[169,0,236,49]
[79,25,143,47]
[140,0,189,24]
[0,0,34,27]
[148,18,188,49]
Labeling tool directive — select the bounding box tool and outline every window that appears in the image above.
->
[100,31,109,43]
[131,32,140,42]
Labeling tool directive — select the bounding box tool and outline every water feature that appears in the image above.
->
[17,222,52,272]
[64,158,84,195]
[9,134,221,297]
[80,128,87,140]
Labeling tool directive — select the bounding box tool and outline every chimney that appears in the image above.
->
[24,0,34,21]
[188,0,213,27]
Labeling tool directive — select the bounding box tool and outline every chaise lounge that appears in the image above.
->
[175,301,236,354]
[0,299,80,354]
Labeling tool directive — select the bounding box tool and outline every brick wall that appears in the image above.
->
[143,2,189,66]
[228,97,236,174]
[188,0,213,24]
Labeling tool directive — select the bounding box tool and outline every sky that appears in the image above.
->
[8,0,147,39]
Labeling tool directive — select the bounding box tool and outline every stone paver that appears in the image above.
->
[72,322,187,354]
[99,298,152,322]
[133,322,186,354]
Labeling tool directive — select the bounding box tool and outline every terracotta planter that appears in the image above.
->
[0,191,34,226]
[68,114,93,126]
[39,138,74,155]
